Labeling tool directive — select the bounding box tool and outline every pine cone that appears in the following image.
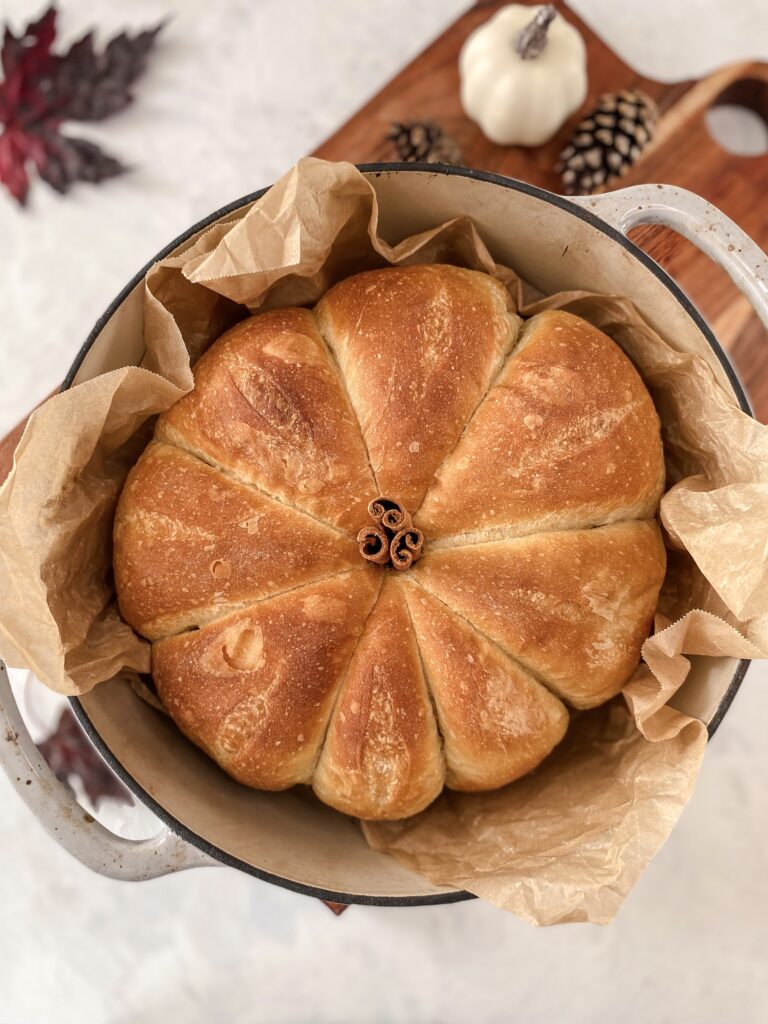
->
[557,89,659,196]
[387,121,462,165]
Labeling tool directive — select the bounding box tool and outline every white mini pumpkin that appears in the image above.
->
[460,4,588,147]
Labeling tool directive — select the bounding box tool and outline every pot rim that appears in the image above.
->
[67,162,752,906]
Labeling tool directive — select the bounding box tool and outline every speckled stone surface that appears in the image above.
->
[1,2,767,1021]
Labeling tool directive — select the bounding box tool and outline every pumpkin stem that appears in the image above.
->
[515,4,557,60]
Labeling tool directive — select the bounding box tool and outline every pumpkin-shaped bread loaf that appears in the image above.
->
[114,264,666,820]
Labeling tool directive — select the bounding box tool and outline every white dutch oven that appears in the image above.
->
[2,165,767,905]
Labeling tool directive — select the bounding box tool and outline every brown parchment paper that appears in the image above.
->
[1,157,767,924]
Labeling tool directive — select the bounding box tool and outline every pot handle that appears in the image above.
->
[0,661,216,879]
[569,185,768,331]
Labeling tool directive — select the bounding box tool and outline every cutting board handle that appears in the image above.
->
[571,185,768,334]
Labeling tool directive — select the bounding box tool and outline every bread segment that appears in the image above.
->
[315,264,519,511]
[152,569,381,790]
[414,520,666,709]
[114,442,359,640]
[417,310,665,542]
[155,307,375,532]
[313,576,445,819]
[405,583,569,790]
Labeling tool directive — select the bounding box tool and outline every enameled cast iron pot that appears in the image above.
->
[2,165,767,906]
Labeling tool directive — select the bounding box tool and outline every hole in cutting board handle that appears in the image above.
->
[704,77,768,156]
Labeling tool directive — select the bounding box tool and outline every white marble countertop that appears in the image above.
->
[1,2,768,1022]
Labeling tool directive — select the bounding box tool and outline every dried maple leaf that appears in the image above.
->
[39,707,132,807]
[0,5,162,205]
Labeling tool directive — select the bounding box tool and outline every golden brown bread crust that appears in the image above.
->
[113,266,668,819]
[314,265,519,510]
[114,442,359,640]
[312,576,445,819]
[404,583,569,790]
[155,307,375,532]
[152,570,381,790]
[413,520,666,709]
[417,310,665,542]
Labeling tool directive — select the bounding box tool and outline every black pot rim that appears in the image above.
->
[67,162,752,907]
